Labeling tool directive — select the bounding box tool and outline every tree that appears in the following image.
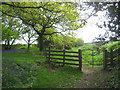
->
[21,26,38,50]
[2,2,82,51]
[2,16,22,49]
[86,2,120,42]
[74,38,84,47]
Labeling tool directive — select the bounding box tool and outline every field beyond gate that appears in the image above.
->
[46,47,82,71]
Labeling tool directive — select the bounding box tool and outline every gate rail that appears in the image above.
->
[46,47,82,71]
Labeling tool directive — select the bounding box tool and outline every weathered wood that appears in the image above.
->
[103,49,108,70]
[65,58,79,61]
[64,62,79,65]
[46,50,63,52]
[65,51,78,53]
[110,49,113,67]
[46,50,78,53]
[78,49,82,71]
[49,57,79,61]
[49,57,63,60]
[65,55,78,57]
[49,54,78,57]
[46,47,83,70]
[49,54,64,56]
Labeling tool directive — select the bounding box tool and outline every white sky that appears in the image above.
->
[76,16,106,43]
[75,8,107,43]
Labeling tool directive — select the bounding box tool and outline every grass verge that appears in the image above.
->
[2,47,82,88]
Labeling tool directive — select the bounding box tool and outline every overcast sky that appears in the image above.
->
[76,17,106,43]
[75,8,107,43]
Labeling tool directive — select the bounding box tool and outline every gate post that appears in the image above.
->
[103,49,107,70]
[78,49,82,71]
[110,49,113,67]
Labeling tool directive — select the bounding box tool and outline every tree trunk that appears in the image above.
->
[38,35,44,51]
[27,43,31,50]
[7,40,11,49]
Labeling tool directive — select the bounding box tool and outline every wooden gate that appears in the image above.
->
[82,49,103,67]
[46,47,82,71]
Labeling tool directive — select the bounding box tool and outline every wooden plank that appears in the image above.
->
[49,54,64,56]
[50,57,63,60]
[49,50,63,52]
[65,55,78,57]
[49,57,79,61]
[78,49,82,71]
[46,50,78,53]
[82,63,90,65]
[64,62,79,65]
[48,54,78,57]
[83,63,102,65]
[65,58,79,61]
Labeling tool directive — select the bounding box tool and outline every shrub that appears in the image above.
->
[102,41,120,52]
[102,41,120,88]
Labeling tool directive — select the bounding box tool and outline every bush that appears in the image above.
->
[102,41,120,88]
[102,41,120,52]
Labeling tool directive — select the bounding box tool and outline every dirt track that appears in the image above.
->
[74,66,111,88]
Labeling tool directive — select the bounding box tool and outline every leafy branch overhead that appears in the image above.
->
[2,2,81,35]
[2,2,82,51]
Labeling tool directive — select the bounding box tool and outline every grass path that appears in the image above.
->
[74,65,111,88]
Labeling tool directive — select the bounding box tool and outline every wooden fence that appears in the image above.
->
[82,49,103,67]
[46,47,82,71]
[103,48,120,70]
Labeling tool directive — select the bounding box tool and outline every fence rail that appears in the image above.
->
[46,47,82,71]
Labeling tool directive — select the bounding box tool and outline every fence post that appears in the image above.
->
[110,49,113,67]
[48,46,50,64]
[103,49,107,70]
[78,49,82,71]
[63,49,65,67]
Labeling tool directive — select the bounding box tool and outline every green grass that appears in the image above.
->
[32,66,82,88]
[2,47,82,88]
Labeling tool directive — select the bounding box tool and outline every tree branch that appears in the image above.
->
[2,2,61,13]
[43,31,64,36]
